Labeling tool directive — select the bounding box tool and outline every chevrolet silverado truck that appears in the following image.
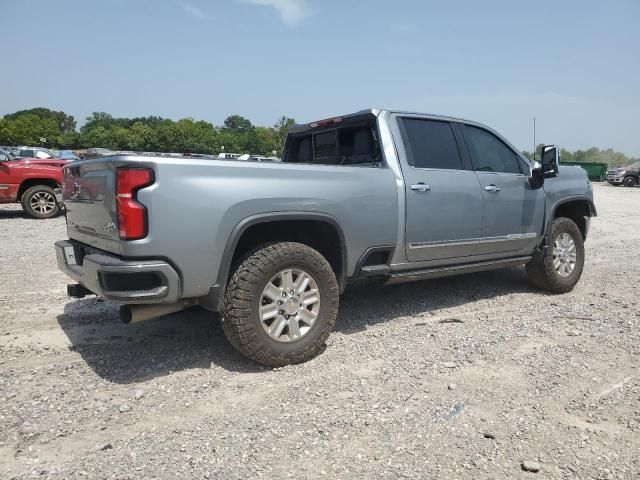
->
[55,109,596,367]
[0,148,63,218]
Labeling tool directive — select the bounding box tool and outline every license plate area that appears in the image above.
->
[63,245,77,266]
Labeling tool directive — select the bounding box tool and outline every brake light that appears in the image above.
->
[309,117,343,128]
[116,167,153,240]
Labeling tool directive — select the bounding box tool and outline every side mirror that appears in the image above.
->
[540,145,560,178]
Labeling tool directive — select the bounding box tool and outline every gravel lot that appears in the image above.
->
[1,183,638,480]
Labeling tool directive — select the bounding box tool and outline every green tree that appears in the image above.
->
[223,115,253,134]
[126,122,158,151]
[81,112,116,132]
[4,108,76,134]
[250,126,277,156]
[274,116,296,156]
[0,114,60,146]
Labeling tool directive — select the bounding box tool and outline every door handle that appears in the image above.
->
[410,183,431,192]
[484,185,501,192]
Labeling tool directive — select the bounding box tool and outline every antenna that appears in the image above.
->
[533,117,536,161]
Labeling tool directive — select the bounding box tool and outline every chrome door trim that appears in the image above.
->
[409,232,537,250]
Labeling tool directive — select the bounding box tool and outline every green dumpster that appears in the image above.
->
[560,161,608,182]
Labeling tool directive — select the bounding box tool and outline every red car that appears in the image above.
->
[0,148,63,218]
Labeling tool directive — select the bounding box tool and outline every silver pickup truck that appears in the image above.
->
[55,109,596,366]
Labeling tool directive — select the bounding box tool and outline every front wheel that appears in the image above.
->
[623,176,637,187]
[221,242,339,367]
[526,217,585,293]
[21,185,60,219]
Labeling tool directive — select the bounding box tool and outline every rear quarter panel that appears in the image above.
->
[120,157,399,298]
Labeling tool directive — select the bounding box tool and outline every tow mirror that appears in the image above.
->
[529,145,559,189]
[540,145,560,178]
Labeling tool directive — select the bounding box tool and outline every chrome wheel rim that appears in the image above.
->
[260,268,320,343]
[30,191,56,214]
[553,232,577,277]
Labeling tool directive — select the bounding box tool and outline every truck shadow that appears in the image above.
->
[0,208,65,220]
[335,266,536,334]
[57,266,538,384]
[0,209,32,219]
[56,299,266,384]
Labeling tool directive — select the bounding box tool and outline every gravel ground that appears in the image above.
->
[0,183,638,480]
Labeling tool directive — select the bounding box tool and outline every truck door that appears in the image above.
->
[0,159,16,201]
[393,115,483,263]
[460,124,545,255]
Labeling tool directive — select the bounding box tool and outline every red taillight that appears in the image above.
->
[116,167,153,240]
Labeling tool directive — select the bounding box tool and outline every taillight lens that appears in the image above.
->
[116,167,153,240]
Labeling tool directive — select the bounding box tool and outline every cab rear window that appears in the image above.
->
[314,130,337,162]
[284,120,381,166]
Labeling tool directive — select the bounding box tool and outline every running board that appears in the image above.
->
[386,256,532,285]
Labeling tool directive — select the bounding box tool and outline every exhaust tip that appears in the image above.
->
[119,305,133,324]
[119,301,195,325]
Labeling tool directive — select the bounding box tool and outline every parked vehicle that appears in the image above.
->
[12,147,68,167]
[0,148,63,218]
[1,146,21,156]
[77,148,115,160]
[55,109,596,367]
[53,150,81,162]
[606,162,640,187]
[16,147,57,160]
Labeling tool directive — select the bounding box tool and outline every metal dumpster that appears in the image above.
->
[560,161,608,182]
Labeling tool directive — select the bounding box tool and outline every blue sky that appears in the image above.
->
[1,0,639,155]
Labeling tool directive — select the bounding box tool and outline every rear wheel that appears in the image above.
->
[526,217,584,293]
[221,242,339,367]
[623,176,637,187]
[21,185,60,219]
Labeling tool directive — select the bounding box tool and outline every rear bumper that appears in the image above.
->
[55,240,181,303]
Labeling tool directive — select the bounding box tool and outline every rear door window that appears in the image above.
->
[399,118,463,170]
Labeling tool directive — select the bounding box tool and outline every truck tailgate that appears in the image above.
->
[63,160,121,254]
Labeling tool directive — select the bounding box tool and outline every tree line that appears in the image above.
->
[0,108,295,157]
[0,108,637,165]
[521,145,637,167]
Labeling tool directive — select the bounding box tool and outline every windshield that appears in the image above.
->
[630,161,640,169]
[0,148,16,160]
